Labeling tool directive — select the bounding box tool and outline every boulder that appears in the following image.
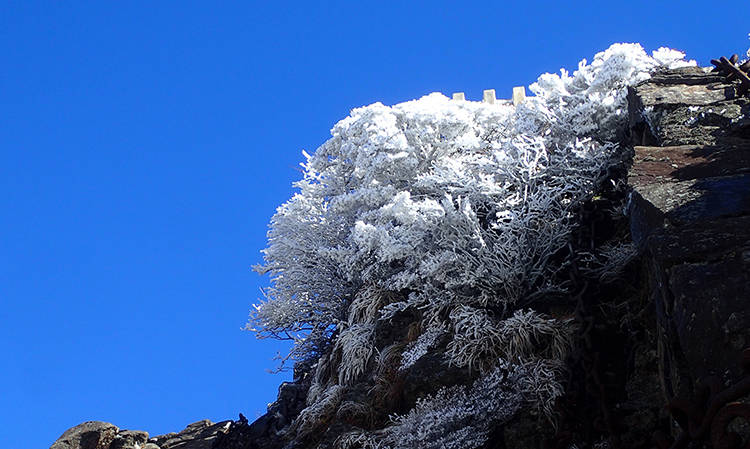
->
[50,421,119,449]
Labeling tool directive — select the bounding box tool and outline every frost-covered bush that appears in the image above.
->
[250,42,692,352]
[400,325,445,371]
[334,323,376,386]
[382,361,525,449]
[249,43,695,448]
[446,307,574,372]
[290,384,345,439]
[332,358,566,449]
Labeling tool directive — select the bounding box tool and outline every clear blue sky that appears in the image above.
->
[0,2,747,448]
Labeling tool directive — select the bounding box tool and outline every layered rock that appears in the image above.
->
[628,66,750,394]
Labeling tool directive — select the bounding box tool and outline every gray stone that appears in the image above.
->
[149,433,177,448]
[628,67,750,147]
[50,421,119,449]
[110,430,149,449]
[635,80,730,107]
[159,420,232,449]
[628,141,750,221]
[667,253,750,384]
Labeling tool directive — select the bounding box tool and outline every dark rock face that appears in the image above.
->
[628,67,750,393]
[503,67,750,449]
[628,67,750,147]
[52,66,750,449]
[620,67,750,449]
[212,383,309,449]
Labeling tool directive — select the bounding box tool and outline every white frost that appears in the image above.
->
[250,42,694,448]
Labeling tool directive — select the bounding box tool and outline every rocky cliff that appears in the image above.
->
[51,63,750,449]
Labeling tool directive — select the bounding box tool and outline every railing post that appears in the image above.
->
[513,86,526,105]
[483,89,496,104]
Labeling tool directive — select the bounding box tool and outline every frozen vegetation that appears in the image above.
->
[248,44,695,448]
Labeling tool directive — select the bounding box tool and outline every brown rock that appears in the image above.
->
[149,432,177,448]
[634,77,730,107]
[629,145,750,226]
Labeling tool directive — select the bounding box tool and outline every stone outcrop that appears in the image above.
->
[628,66,750,394]
[52,65,750,449]
[155,420,232,449]
[50,421,120,449]
[622,66,750,449]
[50,420,231,449]
[111,430,151,449]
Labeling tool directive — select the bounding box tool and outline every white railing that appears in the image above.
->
[451,87,526,105]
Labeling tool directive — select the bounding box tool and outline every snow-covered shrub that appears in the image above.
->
[291,384,345,439]
[335,323,376,386]
[382,361,525,449]
[446,307,574,372]
[370,343,406,410]
[251,44,693,349]
[519,358,567,422]
[252,93,593,348]
[333,358,564,448]
[524,44,694,144]
[335,430,385,449]
[306,350,337,405]
[580,241,639,285]
[346,286,396,326]
[250,43,695,446]
[400,325,446,371]
[336,400,379,429]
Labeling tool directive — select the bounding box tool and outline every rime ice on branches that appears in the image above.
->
[249,43,695,449]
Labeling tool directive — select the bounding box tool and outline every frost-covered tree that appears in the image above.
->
[248,43,695,448]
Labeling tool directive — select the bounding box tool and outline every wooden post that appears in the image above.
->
[483,89,496,104]
[512,86,526,105]
[452,92,465,101]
